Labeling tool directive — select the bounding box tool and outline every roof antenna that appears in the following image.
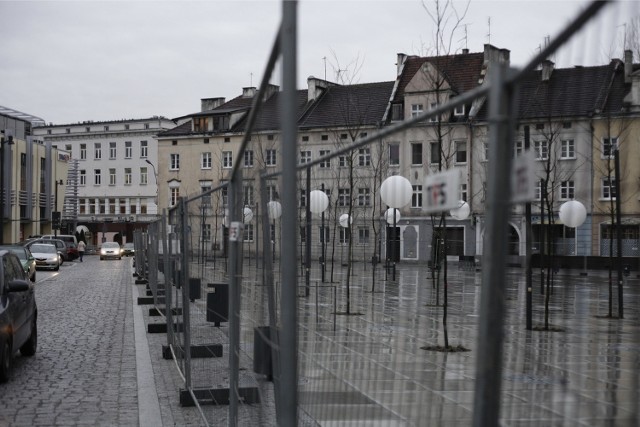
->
[250,72,253,87]
[323,56,327,81]
[487,17,491,44]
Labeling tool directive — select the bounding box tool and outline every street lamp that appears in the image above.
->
[450,200,470,220]
[380,175,412,281]
[0,131,15,245]
[339,213,352,266]
[267,201,282,262]
[559,200,587,276]
[54,179,64,237]
[309,188,329,282]
[145,159,158,215]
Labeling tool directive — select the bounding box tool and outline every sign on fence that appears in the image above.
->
[510,150,536,203]
[229,221,243,242]
[423,169,460,213]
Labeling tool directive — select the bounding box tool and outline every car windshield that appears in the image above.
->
[2,247,28,261]
[124,243,134,248]
[103,243,120,249]
[30,244,56,253]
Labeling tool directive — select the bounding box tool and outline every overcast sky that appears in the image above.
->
[0,0,637,125]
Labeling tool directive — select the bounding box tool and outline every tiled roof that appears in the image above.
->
[231,90,309,133]
[298,81,394,129]
[157,120,191,137]
[393,52,485,102]
[517,61,628,119]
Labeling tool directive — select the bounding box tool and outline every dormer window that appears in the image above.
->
[193,117,209,132]
[454,104,465,116]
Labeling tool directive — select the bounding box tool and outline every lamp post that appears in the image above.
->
[380,175,412,281]
[53,179,64,237]
[0,132,15,245]
[309,188,329,282]
[267,201,282,263]
[559,200,587,281]
[145,159,158,215]
[242,206,253,264]
[339,213,352,267]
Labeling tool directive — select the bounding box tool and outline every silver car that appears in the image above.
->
[100,242,122,260]
[29,243,61,271]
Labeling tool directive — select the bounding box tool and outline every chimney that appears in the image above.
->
[242,87,257,98]
[462,48,469,55]
[625,50,633,84]
[483,44,510,65]
[396,53,407,76]
[541,60,554,81]
[262,83,280,101]
[200,97,225,112]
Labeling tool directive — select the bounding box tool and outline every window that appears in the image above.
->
[109,142,117,159]
[319,150,331,168]
[80,144,86,160]
[144,123,150,130]
[357,188,370,207]
[66,128,70,134]
[223,151,233,168]
[338,188,350,207]
[561,139,575,159]
[201,152,212,169]
[140,167,148,185]
[602,137,618,158]
[170,187,180,206]
[221,186,228,207]
[339,227,350,244]
[104,125,109,131]
[358,148,371,166]
[109,168,116,185]
[460,183,468,202]
[124,124,130,130]
[429,102,439,122]
[340,134,348,140]
[411,143,422,165]
[65,144,72,152]
[94,169,101,185]
[535,180,542,200]
[193,117,209,132]
[300,150,311,164]
[79,170,86,186]
[534,140,548,160]
[320,226,330,243]
[124,168,132,185]
[389,144,399,166]
[94,143,102,160]
[321,135,328,141]
[559,181,574,200]
[170,153,180,170]
[244,150,254,168]
[244,224,254,242]
[430,142,440,164]
[202,223,212,242]
[602,177,616,199]
[358,227,370,244]
[338,155,347,167]
[266,149,277,166]
[411,104,423,117]
[125,141,132,158]
[140,140,148,158]
[412,185,423,208]
[243,185,254,206]
[267,184,278,201]
[455,141,467,163]
[483,141,489,161]
[454,104,465,116]
[299,190,307,208]
[514,140,524,157]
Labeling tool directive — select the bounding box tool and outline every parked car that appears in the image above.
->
[40,235,78,261]
[28,238,66,265]
[0,245,36,282]
[0,249,37,382]
[29,243,61,271]
[100,242,122,260]
[122,243,135,257]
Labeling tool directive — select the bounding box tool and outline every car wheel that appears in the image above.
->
[0,338,12,383]
[20,317,37,357]
[118,257,121,260]
[100,257,104,260]
[31,272,36,282]
[54,264,59,271]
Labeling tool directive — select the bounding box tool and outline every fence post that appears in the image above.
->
[179,198,192,391]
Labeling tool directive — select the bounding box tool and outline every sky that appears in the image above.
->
[0,0,638,125]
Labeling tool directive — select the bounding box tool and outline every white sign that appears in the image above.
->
[423,169,460,213]
[229,221,243,242]
[511,150,536,203]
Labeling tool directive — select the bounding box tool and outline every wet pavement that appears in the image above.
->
[0,257,637,426]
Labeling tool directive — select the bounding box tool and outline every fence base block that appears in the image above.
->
[137,296,165,305]
[149,307,182,316]
[179,387,260,407]
[162,344,223,360]
[148,322,183,334]
[135,278,148,285]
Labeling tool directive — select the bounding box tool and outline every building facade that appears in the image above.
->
[33,117,175,245]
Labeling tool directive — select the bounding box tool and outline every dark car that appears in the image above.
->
[0,249,38,382]
[122,242,135,257]
[0,246,36,283]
